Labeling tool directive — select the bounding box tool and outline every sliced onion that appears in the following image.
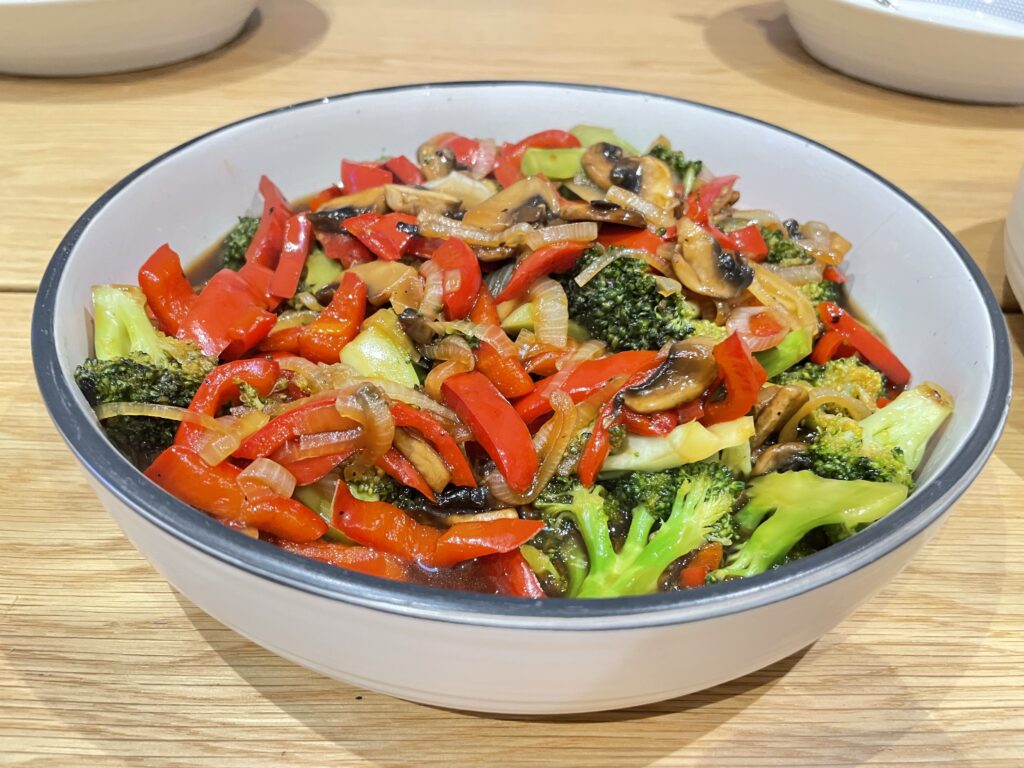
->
[749,263,818,336]
[423,336,476,400]
[417,210,504,246]
[574,248,621,287]
[796,221,850,266]
[294,292,324,312]
[469,138,497,180]
[199,410,270,466]
[524,222,598,251]
[778,389,873,444]
[272,309,319,332]
[762,262,824,285]
[442,509,518,525]
[499,223,536,247]
[562,179,605,203]
[272,427,364,464]
[93,402,227,434]
[727,306,790,352]
[488,390,576,505]
[730,209,782,228]
[393,428,450,492]
[345,384,395,469]
[423,172,495,207]
[350,378,466,438]
[419,260,444,320]
[529,278,569,348]
[555,374,629,476]
[439,320,517,359]
[556,339,607,371]
[606,185,675,228]
[239,458,296,499]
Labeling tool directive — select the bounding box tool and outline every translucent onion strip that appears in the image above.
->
[469,138,497,180]
[239,458,296,500]
[574,248,620,287]
[198,410,270,466]
[529,278,569,348]
[524,222,598,251]
[272,427,365,464]
[419,261,444,320]
[345,384,395,469]
[726,306,790,352]
[417,210,504,246]
[778,389,872,444]
[93,402,227,434]
[749,263,818,336]
[606,185,676,228]
[439,320,517,359]
[424,336,476,400]
[762,262,824,285]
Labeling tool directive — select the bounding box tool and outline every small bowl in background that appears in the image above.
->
[0,0,256,77]
[785,0,1024,104]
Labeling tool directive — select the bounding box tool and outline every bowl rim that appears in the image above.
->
[791,0,1024,41]
[32,80,1013,630]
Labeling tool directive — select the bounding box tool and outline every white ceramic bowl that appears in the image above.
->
[0,0,255,77]
[32,83,1012,714]
[1006,166,1024,307]
[785,0,1024,104]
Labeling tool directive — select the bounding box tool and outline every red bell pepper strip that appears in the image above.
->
[578,397,618,488]
[175,358,280,452]
[298,271,366,363]
[257,326,302,354]
[817,302,911,388]
[686,175,738,226]
[470,285,501,325]
[811,330,847,365]
[332,481,440,564]
[280,453,351,486]
[317,231,374,267]
[309,184,343,213]
[433,519,545,568]
[439,135,481,167]
[341,160,392,194]
[343,212,418,262]
[244,176,293,269]
[377,448,437,502]
[679,541,724,588]
[384,155,424,185]
[621,409,679,436]
[475,341,535,399]
[237,261,282,311]
[235,399,357,459]
[442,372,538,493]
[178,269,276,359]
[473,550,546,598]
[677,397,706,425]
[272,538,408,581]
[597,227,666,254]
[493,130,581,189]
[145,445,327,542]
[711,224,768,260]
[701,333,768,427]
[431,237,482,320]
[514,350,659,424]
[493,242,587,303]
[823,265,846,284]
[269,214,313,299]
[390,403,476,487]
[138,244,195,336]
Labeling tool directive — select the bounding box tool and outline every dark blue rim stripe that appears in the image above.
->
[31,81,1013,630]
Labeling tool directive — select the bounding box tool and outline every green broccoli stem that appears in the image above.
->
[92,285,171,363]
[861,383,953,472]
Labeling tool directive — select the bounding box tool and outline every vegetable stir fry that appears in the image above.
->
[75,126,953,598]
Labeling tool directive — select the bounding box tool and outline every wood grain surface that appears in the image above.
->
[2,0,1023,764]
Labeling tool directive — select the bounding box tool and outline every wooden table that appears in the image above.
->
[2,0,1022,764]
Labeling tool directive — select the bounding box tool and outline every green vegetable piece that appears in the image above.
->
[520,147,586,179]
[340,326,420,388]
[569,125,640,155]
[219,216,260,271]
[302,248,342,294]
[500,302,591,341]
[711,471,908,580]
[754,328,813,378]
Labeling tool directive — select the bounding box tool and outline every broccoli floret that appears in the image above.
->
[804,383,953,488]
[760,227,814,266]
[218,215,260,271]
[74,285,215,468]
[710,471,908,580]
[559,247,700,351]
[648,144,702,195]
[775,357,885,407]
[346,466,425,509]
[799,279,842,305]
[535,462,743,597]
[691,318,729,342]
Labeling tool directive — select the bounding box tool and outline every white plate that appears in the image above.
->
[785,0,1024,103]
[1006,166,1024,306]
[0,0,256,77]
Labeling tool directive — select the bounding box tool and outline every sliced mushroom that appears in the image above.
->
[621,339,718,413]
[392,428,451,493]
[383,184,460,216]
[398,308,439,346]
[752,442,807,477]
[417,142,455,180]
[673,217,754,299]
[309,188,388,231]
[559,199,646,227]
[461,177,560,232]
[636,155,676,210]
[752,385,810,449]
[347,261,423,312]
[581,142,642,192]
[475,245,518,262]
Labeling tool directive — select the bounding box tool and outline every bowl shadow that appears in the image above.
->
[0,0,329,103]
[701,1,1024,130]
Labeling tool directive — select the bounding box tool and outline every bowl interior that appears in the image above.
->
[37,82,1010,621]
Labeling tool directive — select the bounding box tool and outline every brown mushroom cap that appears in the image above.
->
[751,442,808,476]
[417,142,455,180]
[461,177,561,232]
[383,184,459,216]
[752,385,811,449]
[673,217,754,299]
[621,339,719,413]
[559,199,646,228]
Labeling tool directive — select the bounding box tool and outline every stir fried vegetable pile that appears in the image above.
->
[75,126,953,598]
